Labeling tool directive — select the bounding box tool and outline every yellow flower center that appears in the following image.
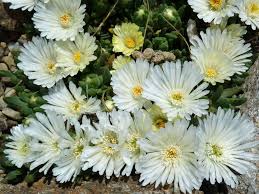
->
[60,13,72,28]
[132,85,143,97]
[18,143,29,156]
[154,118,166,130]
[51,141,60,152]
[205,67,218,78]
[73,139,84,158]
[209,0,224,10]
[47,62,56,74]
[102,131,118,156]
[124,37,136,48]
[162,146,181,165]
[170,91,184,105]
[127,133,140,152]
[211,144,223,157]
[247,2,259,16]
[70,101,82,113]
[73,51,82,64]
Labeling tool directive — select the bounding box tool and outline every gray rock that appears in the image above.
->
[2,53,15,67]
[4,87,16,97]
[2,108,21,120]
[0,96,7,110]
[7,119,18,128]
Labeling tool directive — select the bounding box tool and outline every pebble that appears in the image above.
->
[2,107,22,120]
[4,87,16,97]
[2,53,15,67]
[0,62,8,71]
[0,96,7,110]
[0,83,4,96]
[7,119,18,128]
[0,112,8,131]
[0,42,7,48]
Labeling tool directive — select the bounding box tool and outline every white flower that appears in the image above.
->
[2,0,37,11]
[143,60,209,121]
[41,80,101,120]
[52,116,94,183]
[111,59,152,112]
[188,0,238,24]
[191,28,252,85]
[56,33,98,76]
[138,120,201,193]
[238,0,259,30]
[112,55,132,70]
[196,107,259,188]
[122,110,152,176]
[18,37,65,88]
[33,0,86,41]
[81,110,132,179]
[4,125,36,168]
[24,111,72,174]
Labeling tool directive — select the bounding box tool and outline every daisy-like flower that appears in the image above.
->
[18,37,65,88]
[238,0,259,30]
[188,0,238,24]
[196,107,259,188]
[56,33,98,76]
[81,110,132,179]
[42,81,101,120]
[112,55,132,70]
[146,104,168,131]
[112,23,144,56]
[24,111,72,174]
[122,110,152,176]
[143,60,209,121]
[191,28,252,85]
[138,120,201,193]
[33,0,86,41]
[53,116,94,183]
[2,0,37,11]
[4,125,36,168]
[111,59,152,112]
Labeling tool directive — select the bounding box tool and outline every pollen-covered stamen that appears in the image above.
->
[170,91,184,106]
[70,101,82,113]
[60,13,72,28]
[47,62,57,74]
[247,2,259,17]
[205,67,218,79]
[132,85,143,97]
[18,142,29,156]
[124,37,136,48]
[73,139,85,158]
[73,51,82,64]
[154,118,166,130]
[206,143,224,161]
[209,0,225,10]
[162,146,181,165]
[102,131,119,156]
[127,133,140,152]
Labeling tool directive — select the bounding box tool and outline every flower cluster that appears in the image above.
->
[2,0,259,193]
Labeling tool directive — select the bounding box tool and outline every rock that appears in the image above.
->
[0,42,7,48]
[143,48,155,60]
[0,112,8,131]
[0,96,7,110]
[17,34,28,44]
[4,87,16,97]
[2,53,15,67]
[1,77,11,83]
[2,108,21,120]
[0,62,8,71]
[7,119,18,128]
[0,82,4,96]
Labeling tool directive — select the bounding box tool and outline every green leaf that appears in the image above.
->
[0,70,19,84]
[5,170,23,181]
[221,87,242,98]
[4,96,33,116]
[211,85,224,102]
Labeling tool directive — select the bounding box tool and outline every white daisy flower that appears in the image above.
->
[122,110,152,176]
[56,33,98,76]
[24,111,72,174]
[4,125,36,168]
[41,80,101,120]
[2,0,37,11]
[143,60,209,121]
[138,120,202,193]
[238,0,259,30]
[111,59,152,112]
[17,37,65,88]
[52,116,94,183]
[191,28,252,85]
[33,0,86,41]
[81,110,132,179]
[187,0,238,24]
[196,107,259,188]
